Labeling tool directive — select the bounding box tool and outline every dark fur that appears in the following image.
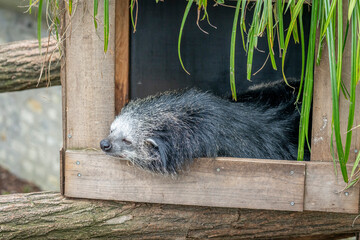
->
[101,80,306,175]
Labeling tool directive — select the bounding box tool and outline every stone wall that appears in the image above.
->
[0,0,61,191]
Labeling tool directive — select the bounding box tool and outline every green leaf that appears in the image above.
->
[297,0,315,161]
[230,0,241,100]
[324,0,347,182]
[350,151,360,179]
[37,0,43,50]
[69,0,73,15]
[320,0,337,39]
[94,0,99,30]
[178,0,193,75]
[349,0,357,20]
[104,0,109,52]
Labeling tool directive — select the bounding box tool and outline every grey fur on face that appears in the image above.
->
[100,80,307,175]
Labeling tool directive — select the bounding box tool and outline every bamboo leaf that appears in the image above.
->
[267,0,277,70]
[178,0,193,75]
[344,6,358,163]
[94,0,98,30]
[37,0,43,50]
[320,0,337,39]
[69,0,73,15]
[324,0,347,182]
[277,0,285,50]
[247,1,262,80]
[297,0,316,161]
[349,0,356,20]
[281,0,305,86]
[351,151,360,179]
[104,0,109,52]
[296,7,305,104]
[230,0,241,100]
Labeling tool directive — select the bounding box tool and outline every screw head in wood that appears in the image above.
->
[76,161,80,165]
[77,173,81,177]
[68,134,72,139]
[290,170,294,175]
[355,149,358,153]
[290,201,295,206]
[216,168,220,172]
[344,192,349,196]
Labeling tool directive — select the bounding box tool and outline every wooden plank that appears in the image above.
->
[64,150,306,212]
[304,162,359,213]
[115,0,130,116]
[311,0,359,162]
[65,0,116,149]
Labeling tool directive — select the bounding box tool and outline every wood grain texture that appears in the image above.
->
[64,151,360,213]
[65,0,116,149]
[0,38,60,93]
[1,191,360,240]
[304,162,359,213]
[311,0,359,162]
[65,150,306,212]
[115,0,130,115]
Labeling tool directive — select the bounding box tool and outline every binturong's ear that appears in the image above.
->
[145,137,168,170]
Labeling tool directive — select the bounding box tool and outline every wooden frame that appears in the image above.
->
[61,0,360,214]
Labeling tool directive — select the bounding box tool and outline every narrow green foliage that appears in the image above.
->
[37,0,43,50]
[344,7,358,163]
[297,0,316,162]
[324,0,348,182]
[69,0,72,15]
[320,0,337,39]
[351,151,360,179]
[349,0,357,20]
[230,0,241,100]
[281,0,304,86]
[178,0,193,75]
[289,1,299,43]
[295,7,305,104]
[246,1,262,80]
[276,0,285,51]
[130,0,137,32]
[104,0,109,52]
[94,0,98,30]
[239,0,247,52]
[29,0,32,14]
[267,0,277,70]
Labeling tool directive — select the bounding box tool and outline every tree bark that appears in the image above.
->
[0,38,60,93]
[0,192,359,239]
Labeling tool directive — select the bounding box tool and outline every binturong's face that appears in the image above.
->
[99,114,159,163]
[100,116,138,159]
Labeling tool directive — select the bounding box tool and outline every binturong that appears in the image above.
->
[100,80,305,175]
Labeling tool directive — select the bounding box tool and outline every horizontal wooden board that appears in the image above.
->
[65,151,305,212]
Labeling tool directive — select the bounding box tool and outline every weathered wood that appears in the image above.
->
[65,150,306,212]
[304,162,359,213]
[0,38,60,93]
[0,191,360,239]
[311,0,360,162]
[64,150,359,213]
[115,0,130,115]
[65,0,116,149]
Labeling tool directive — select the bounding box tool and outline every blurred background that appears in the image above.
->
[0,0,61,193]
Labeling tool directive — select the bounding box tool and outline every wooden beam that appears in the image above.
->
[64,150,359,213]
[311,0,359,162]
[64,0,116,149]
[115,0,130,116]
[65,150,306,212]
[0,192,359,239]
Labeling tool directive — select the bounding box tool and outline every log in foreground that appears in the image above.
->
[0,192,359,239]
[0,38,60,93]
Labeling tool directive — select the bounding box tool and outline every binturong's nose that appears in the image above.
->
[100,139,112,151]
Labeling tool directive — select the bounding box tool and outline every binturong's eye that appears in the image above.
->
[122,139,132,145]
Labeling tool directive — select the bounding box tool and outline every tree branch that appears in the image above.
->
[0,192,359,239]
[0,38,60,93]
